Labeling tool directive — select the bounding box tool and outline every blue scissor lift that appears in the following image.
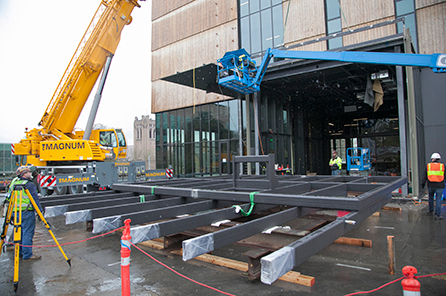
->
[347,147,372,172]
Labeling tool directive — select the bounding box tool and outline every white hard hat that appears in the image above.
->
[431,152,441,159]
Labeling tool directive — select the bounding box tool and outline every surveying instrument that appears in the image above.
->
[1,184,71,292]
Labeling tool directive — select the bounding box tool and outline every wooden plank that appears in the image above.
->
[137,240,315,286]
[387,235,395,275]
[382,206,402,212]
[334,237,372,248]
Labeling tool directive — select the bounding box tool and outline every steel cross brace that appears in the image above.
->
[182,206,316,261]
[260,193,392,284]
[64,197,197,224]
[130,203,278,244]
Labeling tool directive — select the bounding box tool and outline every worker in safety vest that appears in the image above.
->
[329,150,342,176]
[421,153,445,220]
[8,166,44,260]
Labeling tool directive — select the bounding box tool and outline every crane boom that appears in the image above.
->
[217,48,446,95]
[13,0,143,166]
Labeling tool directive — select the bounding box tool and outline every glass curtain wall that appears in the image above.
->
[325,0,343,49]
[239,0,284,55]
[156,100,240,177]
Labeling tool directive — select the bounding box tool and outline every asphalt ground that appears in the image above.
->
[1,194,446,295]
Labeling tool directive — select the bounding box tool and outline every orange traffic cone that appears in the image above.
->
[401,266,421,296]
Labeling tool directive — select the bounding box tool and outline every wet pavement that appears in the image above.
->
[1,194,446,295]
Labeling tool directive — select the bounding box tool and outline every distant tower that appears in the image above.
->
[133,115,156,169]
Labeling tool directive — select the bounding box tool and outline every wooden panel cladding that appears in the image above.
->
[152,0,237,51]
[417,2,446,54]
[343,17,397,47]
[151,80,232,113]
[152,21,238,81]
[416,0,445,8]
[152,0,193,21]
[285,34,328,51]
[283,0,326,46]
[340,0,395,27]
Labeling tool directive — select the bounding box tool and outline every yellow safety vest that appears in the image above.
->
[8,179,34,211]
[329,157,342,169]
[427,163,445,182]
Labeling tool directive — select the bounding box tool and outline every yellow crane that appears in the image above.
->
[13,0,143,167]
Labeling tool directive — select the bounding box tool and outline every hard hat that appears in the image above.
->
[16,166,30,176]
[431,152,441,159]
[332,150,337,154]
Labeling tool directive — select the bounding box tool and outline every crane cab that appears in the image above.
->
[90,128,127,160]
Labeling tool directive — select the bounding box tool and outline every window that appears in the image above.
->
[395,0,418,52]
[239,0,284,55]
[325,0,343,49]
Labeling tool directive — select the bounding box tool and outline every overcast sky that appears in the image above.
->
[0,0,152,145]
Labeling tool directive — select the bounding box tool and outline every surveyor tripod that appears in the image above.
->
[1,184,71,292]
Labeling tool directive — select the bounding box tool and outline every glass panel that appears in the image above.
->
[396,0,414,16]
[185,108,192,143]
[283,109,288,134]
[272,5,283,47]
[241,16,251,54]
[250,0,260,13]
[156,113,161,143]
[250,12,261,53]
[162,113,168,144]
[398,14,417,51]
[327,18,341,34]
[193,106,201,142]
[326,0,340,20]
[328,36,343,49]
[228,99,239,139]
[194,143,201,175]
[261,9,273,50]
[202,141,210,176]
[271,0,281,5]
[210,141,218,174]
[261,0,271,9]
[210,103,219,141]
[185,143,193,176]
[177,109,184,144]
[170,113,176,143]
[116,129,126,147]
[178,144,185,176]
[240,0,250,17]
[99,131,117,147]
[219,101,229,139]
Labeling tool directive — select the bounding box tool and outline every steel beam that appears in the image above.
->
[41,192,136,207]
[182,207,302,261]
[64,197,194,224]
[44,195,158,218]
[260,193,392,284]
[92,200,224,233]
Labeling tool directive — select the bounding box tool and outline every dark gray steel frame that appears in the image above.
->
[47,155,407,284]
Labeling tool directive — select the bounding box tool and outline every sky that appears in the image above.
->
[0,0,152,145]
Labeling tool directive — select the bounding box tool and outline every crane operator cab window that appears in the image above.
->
[99,131,117,147]
[115,129,126,147]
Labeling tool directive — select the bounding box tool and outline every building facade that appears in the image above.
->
[133,115,156,169]
[151,0,446,196]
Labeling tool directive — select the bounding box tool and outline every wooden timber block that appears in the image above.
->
[372,211,380,217]
[243,248,271,280]
[334,237,372,248]
[382,206,402,212]
[138,240,315,287]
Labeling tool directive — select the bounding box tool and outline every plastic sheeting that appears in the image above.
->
[131,223,160,244]
[44,205,68,218]
[261,246,295,285]
[182,233,214,261]
[92,215,121,234]
[65,210,92,225]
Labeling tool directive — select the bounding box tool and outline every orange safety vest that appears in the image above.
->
[427,162,445,182]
